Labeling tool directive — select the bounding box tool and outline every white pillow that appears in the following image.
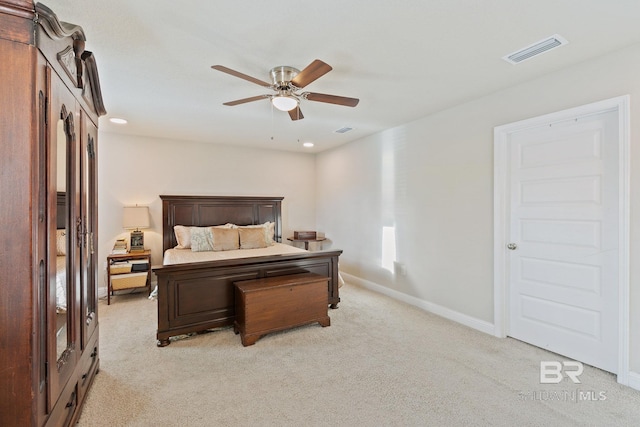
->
[174,225,191,248]
[265,221,275,244]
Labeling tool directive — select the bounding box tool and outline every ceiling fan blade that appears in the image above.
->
[288,106,304,121]
[291,59,332,88]
[211,65,272,87]
[304,92,359,107]
[223,95,269,106]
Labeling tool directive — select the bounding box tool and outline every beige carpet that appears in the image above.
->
[78,282,640,426]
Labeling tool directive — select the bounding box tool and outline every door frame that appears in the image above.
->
[493,95,630,384]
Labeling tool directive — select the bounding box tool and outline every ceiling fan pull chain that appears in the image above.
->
[270,100,275,141]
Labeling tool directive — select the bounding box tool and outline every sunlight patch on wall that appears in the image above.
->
[382,225,397,272]
[380,127,407,274]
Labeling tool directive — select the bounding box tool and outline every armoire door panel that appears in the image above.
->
[35,52,50,425]
[80,113,98,348]
[47,68,79,408]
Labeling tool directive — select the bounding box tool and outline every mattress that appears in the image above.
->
[163,242,307,266]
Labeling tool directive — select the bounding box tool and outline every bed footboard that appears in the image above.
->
[152,250,342,346]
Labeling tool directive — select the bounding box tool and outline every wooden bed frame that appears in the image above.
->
[152,195,342,346]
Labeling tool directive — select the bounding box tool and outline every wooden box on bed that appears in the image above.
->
[152,195,342,346]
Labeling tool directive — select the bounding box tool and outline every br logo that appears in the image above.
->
[540,361,584,384]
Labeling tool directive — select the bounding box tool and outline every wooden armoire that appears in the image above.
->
[0,1,105,425]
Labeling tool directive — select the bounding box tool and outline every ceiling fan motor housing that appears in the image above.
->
[270,66,300,89]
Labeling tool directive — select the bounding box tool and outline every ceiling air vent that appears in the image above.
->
[503,34,568,64]
[334,126,353,134]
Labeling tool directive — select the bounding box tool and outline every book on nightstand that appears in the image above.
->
[111,238,128,254]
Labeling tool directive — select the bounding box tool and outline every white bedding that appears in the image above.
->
[151,242,342,301]
[56,255,67,312]
[163,242,307,266]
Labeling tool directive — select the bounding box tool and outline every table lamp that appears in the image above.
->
[123,206,149,252]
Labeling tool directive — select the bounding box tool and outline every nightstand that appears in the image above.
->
[287,237,326,251]
[107,250,151,305]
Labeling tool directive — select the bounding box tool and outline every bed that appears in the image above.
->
[152,195,342,346]
[55,192,67,313]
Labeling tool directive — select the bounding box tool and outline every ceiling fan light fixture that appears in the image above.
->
[271,95,298,111]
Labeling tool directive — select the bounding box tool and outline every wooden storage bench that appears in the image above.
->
[233,272,331,346]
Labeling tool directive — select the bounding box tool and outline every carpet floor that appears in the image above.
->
[78,282,640,426]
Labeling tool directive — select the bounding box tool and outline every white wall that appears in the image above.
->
[316,42,640,374]
[97,134,316,289]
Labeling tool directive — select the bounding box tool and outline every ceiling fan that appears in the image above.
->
[211,59,359,121]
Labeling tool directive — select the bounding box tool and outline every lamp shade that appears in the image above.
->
[123,206,149,230]
[271,95,298,111]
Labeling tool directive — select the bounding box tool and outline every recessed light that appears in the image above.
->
[303,142,314,148]
[109,117,128,124]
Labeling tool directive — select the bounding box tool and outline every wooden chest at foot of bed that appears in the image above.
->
[233,272,331,346]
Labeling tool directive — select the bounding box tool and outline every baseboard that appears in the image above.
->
[98,286,108,299]
[627,371,640,391]
[341,272,495,335]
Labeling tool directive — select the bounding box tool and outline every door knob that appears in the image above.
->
[507,243,517,250]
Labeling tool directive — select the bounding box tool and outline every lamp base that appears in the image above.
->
[130,230,145,252]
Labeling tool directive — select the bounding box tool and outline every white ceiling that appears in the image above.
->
[44,0,640,152]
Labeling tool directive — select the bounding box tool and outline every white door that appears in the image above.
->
[507,109,619,373]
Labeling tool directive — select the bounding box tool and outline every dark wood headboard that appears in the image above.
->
[57,192,66,230]
[160,195,284,252]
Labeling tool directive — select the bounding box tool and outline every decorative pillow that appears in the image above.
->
[175,224,235,249]
[210,227,239,251]
[56,229,66,256]
[190,227,214,252]
[239,227,268,249]
[241,222,275,245]
[174,225,191,249]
